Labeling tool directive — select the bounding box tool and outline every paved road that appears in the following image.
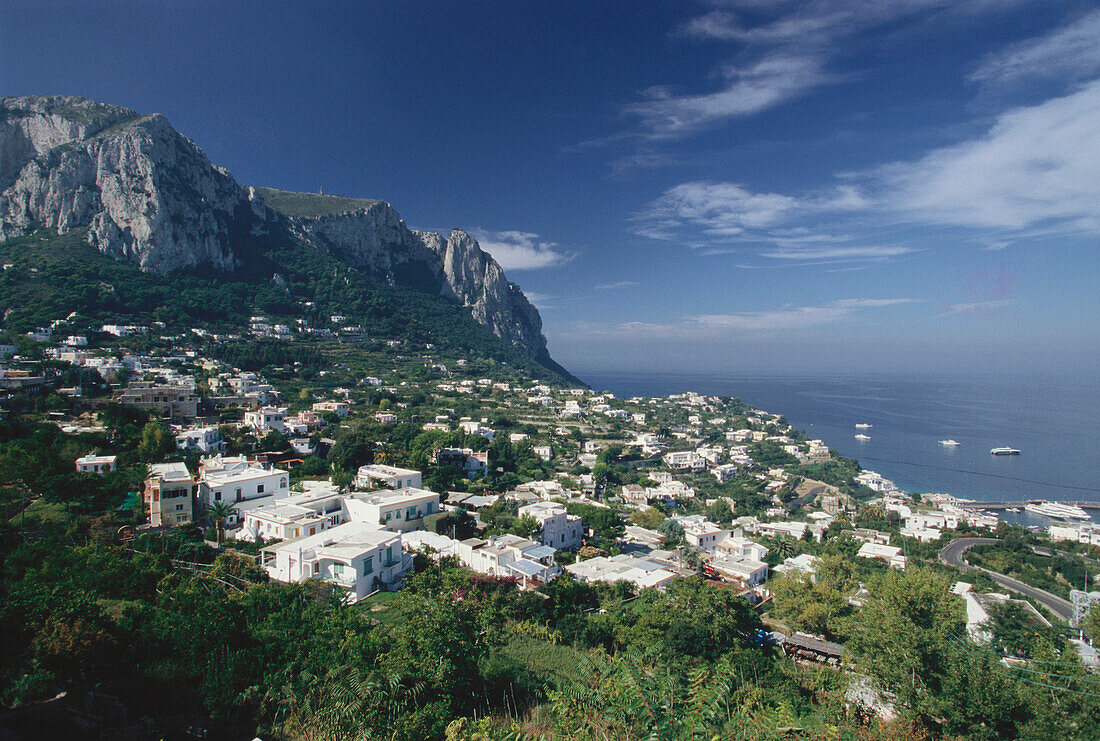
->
[939,537,1075,622]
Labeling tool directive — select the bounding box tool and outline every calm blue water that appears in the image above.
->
[578,371,1100,510]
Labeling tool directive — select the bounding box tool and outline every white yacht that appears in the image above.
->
[939,439,960,446]
[1024,500,1089,521]
[990,447,1021,455]
[854,433,870,440]
[855,423,873,429]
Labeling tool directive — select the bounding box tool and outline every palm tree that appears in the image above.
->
[206,500,238,545]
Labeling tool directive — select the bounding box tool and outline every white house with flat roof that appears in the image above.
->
[518,502,583,550]
[312,401,349,417]
[355,464,423,491]
[198,455,290,525]
[237,482,345,542]
[403,531,561,589]
[261,521,411,601]
[857,542,908,569]
[344,487,440,533]
[709,556,769,586]
[672,515,729,552]
[567,552,681,591]
[176,426,223,454]
[244,407,287,433]
[146,462,195,527]
[76,454,117,475]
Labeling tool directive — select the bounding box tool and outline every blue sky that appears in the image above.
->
[3,0,1099,375]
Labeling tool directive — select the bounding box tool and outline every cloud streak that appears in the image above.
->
[470,229,573,271]
[575,298,916,339]
[970,9,1100,87]
[635,79,1100,255]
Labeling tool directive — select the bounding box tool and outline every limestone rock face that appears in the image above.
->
[0,96,247,271]
[0,95,552,362]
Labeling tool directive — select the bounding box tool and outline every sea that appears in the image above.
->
[577,370,1100,527]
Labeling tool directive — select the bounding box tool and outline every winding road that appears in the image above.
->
[939,537,1074,622]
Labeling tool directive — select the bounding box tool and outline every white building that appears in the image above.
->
[146,462,195,527]
[261,521,412,602]
[404,531,561,589]
[774,553,820,579]
[714,533,769,562]
[355,464,423,491]
[855,470,897,493]
[198,455,290,524]
[244,407,287,433]
[567,552,681,590]
[1049,521,1100,547]
[76,454,117,475]
[857,542,908,569]
[518,502,583,550]
[672,515,729,552]
[238,482,345,542]
[664,451,706,471]
[709,556,769,586]
[313,401,350,417]
[344,488,440,533]
[176,426,224,454]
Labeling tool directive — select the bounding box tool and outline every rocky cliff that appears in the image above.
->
[0,96,555,364]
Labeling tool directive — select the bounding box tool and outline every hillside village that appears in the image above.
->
[1,302,1099,739]
[7,310,1090,624]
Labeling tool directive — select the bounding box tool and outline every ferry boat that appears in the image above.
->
[855,423,872,429]
[854,433,870,440]
[990,447,1021,455]
[1024,500,1089,521]
[939,439,960,446]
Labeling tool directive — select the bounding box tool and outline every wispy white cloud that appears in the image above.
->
[617,0,1021,141]
[576,298,916,339]
[939,298,1014,316]
[690,298,915,332]
[594,280,640,290]
[469,229,573,271]
[520,291,557,310]
[636,78,1100,256]
[876,79,1100,232]
[624,54,832,139]
[971,9,1100,86]
[760,246,912,260]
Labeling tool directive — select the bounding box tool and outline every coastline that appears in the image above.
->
[575,369,1100,517]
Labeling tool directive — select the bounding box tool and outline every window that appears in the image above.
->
[385,512,392,521]
[406,507,417,520]
[332,562,344,575]
[214,491,221,501]
[280,478,287,488]
[363,556,373,575]
[257,484,264,494]
[177,504,184,511]
[309,527,315,536]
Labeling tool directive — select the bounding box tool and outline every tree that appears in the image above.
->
[630,507,666,530]
[138,421,174,461]
[848,567,966,721]
[206,500,239,544]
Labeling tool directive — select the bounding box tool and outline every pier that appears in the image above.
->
[960,501,1100,510]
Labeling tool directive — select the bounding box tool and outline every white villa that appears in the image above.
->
[344,487,440,533]
[76,454,117,475]
[355,464,423,491]
[261,521,412,602]
[198,455,290,525]
[518,501,584,550]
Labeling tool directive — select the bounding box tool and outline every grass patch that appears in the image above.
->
[255,187,383,218]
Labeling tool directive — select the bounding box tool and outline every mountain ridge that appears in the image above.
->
[0,95,566,375]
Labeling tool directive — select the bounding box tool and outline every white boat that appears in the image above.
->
[855,423,873,429]
[990,447,1021,455]
[1006,507,1021,513]
[939,439,960,446]
[1024,500,1089,521]
[854,433,870,440]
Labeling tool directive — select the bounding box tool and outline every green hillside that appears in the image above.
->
[0,229,578,384]
[254,187,384,218]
